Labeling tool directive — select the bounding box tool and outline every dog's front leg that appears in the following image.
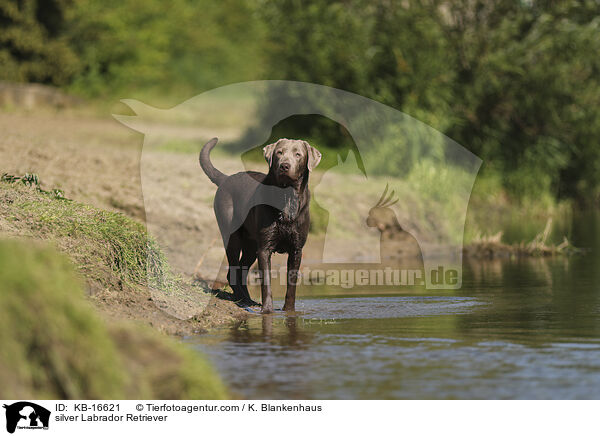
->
[258,249,273,313]
[283,250,302,311]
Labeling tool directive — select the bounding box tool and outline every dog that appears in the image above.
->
[199,137,321,313]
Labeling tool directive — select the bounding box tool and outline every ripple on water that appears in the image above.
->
[293,296,486,320]
[188,293,600,399]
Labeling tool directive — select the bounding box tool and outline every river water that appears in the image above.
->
[187,211,600,399]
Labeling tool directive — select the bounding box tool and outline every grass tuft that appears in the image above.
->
[0,175,171,293]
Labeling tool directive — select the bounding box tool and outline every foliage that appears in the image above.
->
[64,0,265,98]
[255,0,455,152]
[0,0,80,85]
[442,0,600,201]
[0,0,265,98]
[257,0,600,202]
[2,0,600,201]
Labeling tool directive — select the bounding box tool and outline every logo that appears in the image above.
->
[3,402,50,433]
[114,80,481,316]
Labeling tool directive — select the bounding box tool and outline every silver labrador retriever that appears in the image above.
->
[199,138,321,313]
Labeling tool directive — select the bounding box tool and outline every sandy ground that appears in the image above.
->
[0,111,146,218]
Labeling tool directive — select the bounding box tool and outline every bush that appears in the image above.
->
[0,0,80,85]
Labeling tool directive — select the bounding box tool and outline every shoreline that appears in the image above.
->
[0,180,251,338]
[0,109,579,339]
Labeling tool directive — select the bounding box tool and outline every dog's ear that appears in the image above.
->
[304,141,322,171]
[263,141,278,166]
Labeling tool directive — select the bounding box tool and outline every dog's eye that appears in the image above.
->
[295,153,301,158]
[277,150,283,155]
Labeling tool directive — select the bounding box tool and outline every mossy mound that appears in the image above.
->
[0,180,167,292]
[0,177,247,336]
[0,239,228,399]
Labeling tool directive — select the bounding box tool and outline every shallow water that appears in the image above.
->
[187,212,600,399]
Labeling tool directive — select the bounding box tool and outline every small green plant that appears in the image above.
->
[2,173,67,200]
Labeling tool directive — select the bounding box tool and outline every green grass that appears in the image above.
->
[112,88,259,130]
[0,179,171,292]
[0,239,228,399]
[465,170,572,245]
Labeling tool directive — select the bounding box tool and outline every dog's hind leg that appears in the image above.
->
[213,192,247,304]
[225,230,245,304]
[239,238,260,306]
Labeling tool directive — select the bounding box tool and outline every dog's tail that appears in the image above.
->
[199,137,227,186]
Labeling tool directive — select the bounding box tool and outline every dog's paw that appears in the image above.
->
[260,306,274,314]
[236,298,261,309]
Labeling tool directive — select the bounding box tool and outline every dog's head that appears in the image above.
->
[263,138,321,185]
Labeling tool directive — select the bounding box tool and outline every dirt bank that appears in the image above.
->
[0,108,261,334]
[0,180,249,336]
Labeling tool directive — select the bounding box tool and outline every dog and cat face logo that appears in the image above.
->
[2,402,50,433]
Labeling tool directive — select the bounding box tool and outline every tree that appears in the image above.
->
[442,0,600,200]
[0,0,79,85]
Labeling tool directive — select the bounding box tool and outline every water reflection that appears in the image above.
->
[461,255,600,342]
[227,316,313,349]
[187,211,600,399]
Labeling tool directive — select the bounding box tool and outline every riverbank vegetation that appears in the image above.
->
[0,177,248,335]
[0,239,228,399]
